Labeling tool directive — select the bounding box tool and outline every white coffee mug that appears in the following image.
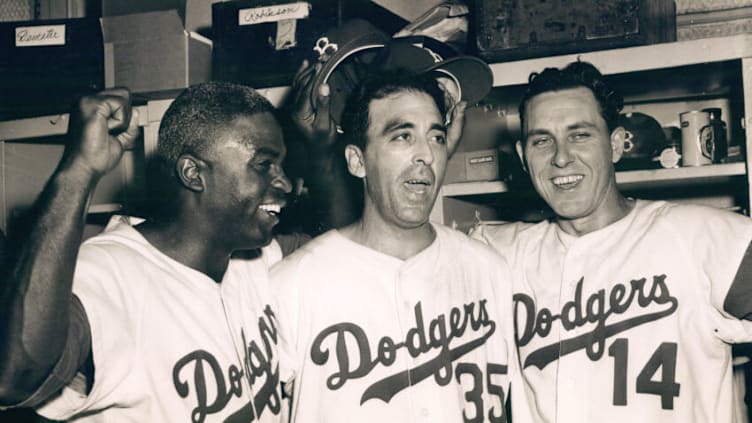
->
[679,110,713,166]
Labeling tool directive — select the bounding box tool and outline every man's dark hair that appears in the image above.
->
[339,69,447,152]
[158,81,276,165]
[144,81,277,221]
[519,61,624,133]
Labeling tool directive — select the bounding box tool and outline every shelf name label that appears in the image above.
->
[15,24,65,47]
[469,155,495,165]
[238,2,310,26]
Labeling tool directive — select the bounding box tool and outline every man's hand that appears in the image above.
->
[288,60,338,152]
[65,88,140,179]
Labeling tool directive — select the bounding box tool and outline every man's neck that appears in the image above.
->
[341,214,436,261]
[137,218,232,283]
[557,195,636,237]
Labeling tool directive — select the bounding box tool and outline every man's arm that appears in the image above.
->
[0,89,139,405]
[286,61,359,231]
[724,241,752,320]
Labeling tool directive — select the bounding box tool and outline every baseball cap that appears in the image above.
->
[309,19,390,91]
[308,19,391,124]
[616,111,666,170]
[309,20,493,126]
[382,36,493,105]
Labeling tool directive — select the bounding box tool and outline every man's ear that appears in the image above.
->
[515,140,528,173]
[176,154,206,192]
[610,126,626,163]
[344,145,366,179]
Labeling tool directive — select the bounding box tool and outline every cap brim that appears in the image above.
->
[309,30,389,122]
[379,42,493,104]
[425,56,493,104]
[319,40,387,85]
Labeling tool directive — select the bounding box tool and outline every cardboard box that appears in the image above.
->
[444,148,500,184]
[100,10,211,94]
[444,105,509,184]
[101,0,215,34]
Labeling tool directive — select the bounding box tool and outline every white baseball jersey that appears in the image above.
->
[474,199,752,423]
[36,216,285,423]
[271,224,516,422]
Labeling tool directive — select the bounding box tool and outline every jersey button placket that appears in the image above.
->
[557,242,584,421]
[397,269,417,313]
[394,267,419,402]
[561,244,582,293]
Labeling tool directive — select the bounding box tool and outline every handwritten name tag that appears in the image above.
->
[15,24,66,47]
[238,2,310,25]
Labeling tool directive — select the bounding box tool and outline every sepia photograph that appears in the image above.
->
[1,0,752,422]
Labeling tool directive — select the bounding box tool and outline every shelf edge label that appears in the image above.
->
[238,2,311,26]
[15,24,66,47]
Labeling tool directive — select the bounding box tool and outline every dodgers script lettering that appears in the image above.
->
[310,300,496,404]
[172,305,281,423]
[515,274,678,369]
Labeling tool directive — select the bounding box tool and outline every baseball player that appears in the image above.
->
[272,70,516,422]
[473,61,752,422]
[0,83,292,421]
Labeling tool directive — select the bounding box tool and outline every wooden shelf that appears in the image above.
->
[0,113,70,141]
[0,87,289,144]
[616,162,746,190]
[489,34,752,86]
[441,162,747,198]
[441,180,508,197]
[0,105,151,142]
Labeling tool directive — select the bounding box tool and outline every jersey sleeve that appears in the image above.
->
[669,205,752,342]
[470,221,533,259]
[35,243,141,420]
[18,295,93,409]
[493,253,519,386]
[263,233,313,267]
[274,232,312,257]
[688,208,752,311]
[270,253,305,387]
[486,251,537,423]
[724,241,752,319]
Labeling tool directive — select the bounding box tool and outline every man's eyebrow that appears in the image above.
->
[380,119,447,136]
[381,118,413,136]
[430,123,447,133]
[525,128,553,138]
[525,122,599,137]
[566,121,599,131]
[253,146,284,158]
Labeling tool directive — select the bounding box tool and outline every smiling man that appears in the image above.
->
[272,71,516,422]
[474,61,752,422]
[0,82,292,422]
[520,82,635,236]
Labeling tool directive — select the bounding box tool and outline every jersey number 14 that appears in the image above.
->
[608,338,680,409]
